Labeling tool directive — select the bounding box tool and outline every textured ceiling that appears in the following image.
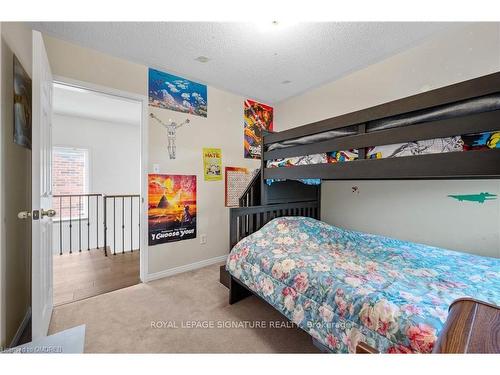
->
[30,22,460,103]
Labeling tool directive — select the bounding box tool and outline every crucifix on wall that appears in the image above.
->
[150,113,190,159]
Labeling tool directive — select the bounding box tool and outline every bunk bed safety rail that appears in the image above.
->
[264,72,500,146]
[263,110,500,161]
[261,72,500,180]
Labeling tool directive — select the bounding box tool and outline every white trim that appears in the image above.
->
[140,96,148,283]
[51,75,149,283]
[144,255,227,283]
[9,307,31,348]
[0,21,4,347]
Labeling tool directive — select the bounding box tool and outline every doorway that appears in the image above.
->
[50,80,145,306]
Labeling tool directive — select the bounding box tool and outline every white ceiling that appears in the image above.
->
[53,83,142,125]
[31,22,461,103]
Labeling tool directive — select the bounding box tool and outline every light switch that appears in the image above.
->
[200,234,207,245]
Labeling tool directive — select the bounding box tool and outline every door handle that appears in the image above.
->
[18,209,55,220]
[41,209,56,218]
[17,211,32,220]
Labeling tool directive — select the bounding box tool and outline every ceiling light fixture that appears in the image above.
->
[194,56,210,63]
[256,20,297,33]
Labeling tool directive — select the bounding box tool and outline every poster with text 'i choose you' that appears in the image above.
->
[148,174,197,245]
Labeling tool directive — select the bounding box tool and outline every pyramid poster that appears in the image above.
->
[148,174,197,245]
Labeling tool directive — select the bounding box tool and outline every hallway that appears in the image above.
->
[53,250,140,306]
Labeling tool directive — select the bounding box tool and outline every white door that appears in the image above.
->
[31,30,54,339]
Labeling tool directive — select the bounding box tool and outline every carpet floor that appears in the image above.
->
[48,263,320,353]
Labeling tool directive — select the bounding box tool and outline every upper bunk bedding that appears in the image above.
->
[226,217,500,353]
[265,130,500,185]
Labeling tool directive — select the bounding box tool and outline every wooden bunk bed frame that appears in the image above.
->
[224,72,500,353]
[262,71,500,182]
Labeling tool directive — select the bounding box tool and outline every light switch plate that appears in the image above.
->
[200,234,207,244]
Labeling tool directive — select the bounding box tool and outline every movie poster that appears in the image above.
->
[148,68,207,117]
[244,99,273,159]
[148,174,197,245]
[203,148,222,181]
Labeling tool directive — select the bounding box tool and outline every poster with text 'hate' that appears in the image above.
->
[203,147,222,181]
[148,174,197,245]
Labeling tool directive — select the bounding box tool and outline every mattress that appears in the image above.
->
[226,217,500,353]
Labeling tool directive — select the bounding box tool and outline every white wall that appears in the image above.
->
[41,31,260,278]
[52,113,141,254]
[322,180,500,258]
[0,22,32,347]
[275,23,500,258]
[148,89,259,274]
[53,114,140,195]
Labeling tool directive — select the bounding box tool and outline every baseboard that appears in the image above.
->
[9,307,31,349]
[144,255,227,282]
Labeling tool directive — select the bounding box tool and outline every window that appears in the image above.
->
[52,146,89,220]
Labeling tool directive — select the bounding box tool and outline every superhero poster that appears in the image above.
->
[148,174,197,245]
[244,99,273,159]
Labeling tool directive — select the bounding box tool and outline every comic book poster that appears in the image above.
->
[148,174,197,245]
[148,68,208,117]
[203,148,222,181]
[244,99,273,159]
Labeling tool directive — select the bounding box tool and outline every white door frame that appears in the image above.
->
[51,75,149,282]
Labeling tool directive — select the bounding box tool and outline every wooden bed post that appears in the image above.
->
[229,276,252,304]
[261,131,268,205]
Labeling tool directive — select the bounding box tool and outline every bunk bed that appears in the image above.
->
[225,72,500,354]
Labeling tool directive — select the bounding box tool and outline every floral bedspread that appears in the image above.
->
[226,217,500,353]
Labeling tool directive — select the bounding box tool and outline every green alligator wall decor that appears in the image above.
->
[448,192,497,204]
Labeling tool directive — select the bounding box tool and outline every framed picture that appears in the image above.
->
[13,55,32,149]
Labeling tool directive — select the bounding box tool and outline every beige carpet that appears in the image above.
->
[49,263,320,353]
